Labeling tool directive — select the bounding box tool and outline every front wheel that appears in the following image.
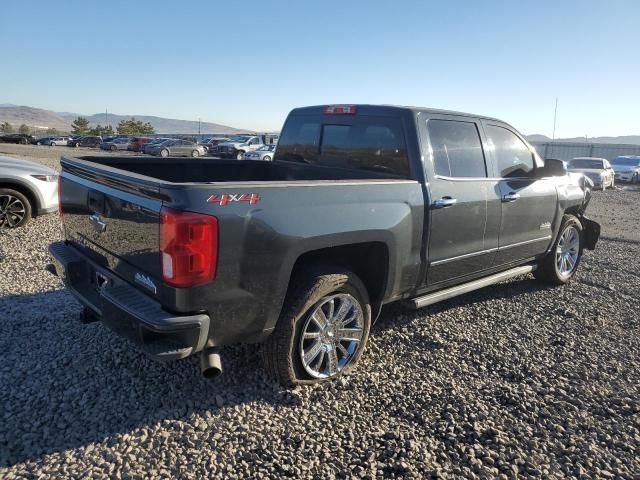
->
[262,267,371,387]
[534,215,583,285]
[110,145,117,151]
[263,155,272,161]
[236,151,245,160]
[191,149,200,157]
[160,149,169,158]
[0,188,32,228]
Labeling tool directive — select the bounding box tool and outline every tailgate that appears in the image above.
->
[60,158,164,283]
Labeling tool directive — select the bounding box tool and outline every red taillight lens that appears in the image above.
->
[57,175,63,218]
[323,105,357,115]
[160,207,218,287]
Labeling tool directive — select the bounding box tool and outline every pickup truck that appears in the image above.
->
[211,134,278,159]
[48,104,600,387]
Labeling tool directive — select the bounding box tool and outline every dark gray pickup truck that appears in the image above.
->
[48,104,600,386]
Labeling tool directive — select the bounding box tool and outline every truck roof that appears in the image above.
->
[289,104,506,123]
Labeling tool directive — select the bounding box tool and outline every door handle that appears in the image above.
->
[502,192,520,202]
[432,197,457,209]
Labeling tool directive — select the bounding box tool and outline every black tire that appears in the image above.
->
[110,144,117,151]
[191,149,200,157]
[263,155,272,161]
[0,188,32,229]
[160,149,169,158]
[632,174,639,185]
[262,267,371,387]
[533,214,583,285]
[236,151,244,160]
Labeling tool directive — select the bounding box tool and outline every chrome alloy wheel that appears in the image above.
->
[556,225,579,276]
[299,293,364,379]
[0,194,26,228]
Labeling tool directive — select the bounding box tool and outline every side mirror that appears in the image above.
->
[540,158,567,177]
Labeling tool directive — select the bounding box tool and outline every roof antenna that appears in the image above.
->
[551,97,558,142]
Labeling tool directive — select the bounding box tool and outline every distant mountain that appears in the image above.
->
[527,134,640,145]
[0,104,251,134]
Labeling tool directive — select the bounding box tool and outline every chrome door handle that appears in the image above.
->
[502,192,520,202]
[433,197,457,209]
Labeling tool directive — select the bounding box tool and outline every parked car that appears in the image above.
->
[610,155,640,184]
[48,104,600,386]
[46,136,69,146]
[567,157,615,191]
[142,138,173,154]
[241,144,277,161]
[34,136,55,145]
[0,155,58,228]
[128,137,152,152]
[67,136,102,148]
[215,134,279,159]
[100,137,130,151]
[0,133,36,145]
[146,139,206,157]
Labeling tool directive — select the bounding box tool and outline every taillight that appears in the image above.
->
[57,175,63,218]
[160,207,218,287]
[323,105,357,115]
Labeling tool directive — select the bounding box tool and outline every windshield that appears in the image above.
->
[570,159,603,169]
[611,157,640,167]
[228,135,251,143]
[258,145,275,151]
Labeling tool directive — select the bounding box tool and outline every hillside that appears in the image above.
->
[527,134,640,145]
[0,105,250,134]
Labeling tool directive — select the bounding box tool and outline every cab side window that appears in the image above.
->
[485,125,534,178]
[427,119,487,178]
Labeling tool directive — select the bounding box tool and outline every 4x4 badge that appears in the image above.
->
[207,193,260,205]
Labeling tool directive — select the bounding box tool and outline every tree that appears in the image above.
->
[116,117,155,135]
[88,124,114,136]
[46,127,59,135]
[18,124,30,134]
[0,122,13,133]
[71,116,90,135]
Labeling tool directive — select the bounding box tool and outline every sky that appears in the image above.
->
[1,0,639,137]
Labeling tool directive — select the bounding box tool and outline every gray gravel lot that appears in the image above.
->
[0,145,639,479]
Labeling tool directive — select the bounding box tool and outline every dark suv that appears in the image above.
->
[0,133,36,145]
[67,136,102,148]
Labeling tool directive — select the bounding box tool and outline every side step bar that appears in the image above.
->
[409,264,536,309]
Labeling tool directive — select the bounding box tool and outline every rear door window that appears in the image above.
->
[275,114,409,178]
[426,119,487,178]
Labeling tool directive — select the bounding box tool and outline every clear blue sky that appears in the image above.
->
[1,0,638,137]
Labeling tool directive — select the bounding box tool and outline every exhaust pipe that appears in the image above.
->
[200,344,223,379]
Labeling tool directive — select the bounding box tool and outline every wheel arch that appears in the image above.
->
[0,180,40,216]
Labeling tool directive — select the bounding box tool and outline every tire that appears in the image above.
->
[191,149,200,157]
[533,214,583,285]
[0,188,32,229]
[110,145,117,151]
[262,267,371,387]
[263,155,272,161]
[236,151,244,160]
[632,173,639,185]
[19,138,27,145]
[610,177,615,189]
[160,149,169,158]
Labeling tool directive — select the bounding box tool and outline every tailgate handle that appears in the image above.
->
[87,190,105,214]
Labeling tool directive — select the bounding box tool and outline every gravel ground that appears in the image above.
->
[0,147,639,479]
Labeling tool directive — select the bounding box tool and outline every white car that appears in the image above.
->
[242,144,276,161]
[47,136,69,146]
[610,156,640,184]
[567,157,615,191]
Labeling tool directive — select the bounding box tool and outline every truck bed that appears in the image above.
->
[71,156,406,183]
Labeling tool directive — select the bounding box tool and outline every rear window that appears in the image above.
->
[274,114,410,178]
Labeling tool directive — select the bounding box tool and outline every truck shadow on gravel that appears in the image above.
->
[0,289,302,467]
[0,277,552,467]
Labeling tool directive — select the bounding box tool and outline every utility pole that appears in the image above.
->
[198,117,201,138]
[105,108,108,126]
[551,97,558,142]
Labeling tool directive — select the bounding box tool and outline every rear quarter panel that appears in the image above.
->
[162,180,425,345]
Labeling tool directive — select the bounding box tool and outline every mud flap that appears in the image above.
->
[581,216,600,250]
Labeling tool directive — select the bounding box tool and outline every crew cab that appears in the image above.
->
[48,104,599,386]
[212,134,278,159]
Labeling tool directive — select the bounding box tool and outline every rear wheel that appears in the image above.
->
[0,189,31,229]
[262,267,371,387]
[533,215,583,285]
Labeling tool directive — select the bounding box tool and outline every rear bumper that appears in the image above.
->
[48,241,210,362]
